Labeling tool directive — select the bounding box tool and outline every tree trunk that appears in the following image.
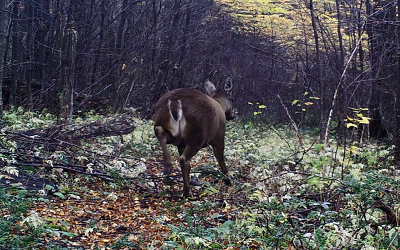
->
[59,24,78,124]
[10,0,20,109]
[0,0,6,127]
[335,0,347,142]
[309,0,324,141]
[112,0,129,113]
[395,0,400,162]
[25,2,33,110]
[90,2,105,90]
[335,0,344,70]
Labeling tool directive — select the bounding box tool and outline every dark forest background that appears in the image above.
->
[0,0,399,146]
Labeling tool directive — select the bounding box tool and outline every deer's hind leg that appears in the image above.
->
[179,144,202,197]
[211,133,231,185]
[154,126,173,176]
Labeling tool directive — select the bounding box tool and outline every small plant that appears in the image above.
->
[0,187,44,249]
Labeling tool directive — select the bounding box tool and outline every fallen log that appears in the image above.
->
[0,111,139,182]
[10,112,136,143]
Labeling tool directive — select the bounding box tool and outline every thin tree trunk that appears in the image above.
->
[10,0,20,109]
[90,2,106,89]
[59,25,78,124]
[309,0,323,141]
[112,0,128,113]
[394,0,400,162]
[366,0,379,134]
[357,1,365,73]
[25,2,33,110]
[334,0,347,143]
[335,0,344,70]
[0,0,6,126]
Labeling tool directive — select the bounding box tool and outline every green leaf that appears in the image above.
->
[292,100,299,105]
[309,96,320,99]
[164,241,180,248]
[54,192,65,199]
[60,231,76,237]
[314,144,324,151]
[217,220,234,234]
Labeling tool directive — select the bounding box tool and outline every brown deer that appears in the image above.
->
[153,79,234,197]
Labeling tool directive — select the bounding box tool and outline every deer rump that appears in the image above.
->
[153,88,230,197]
[154,89,224,148]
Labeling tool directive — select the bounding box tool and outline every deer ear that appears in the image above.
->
[204,80,217,96]
[224,77,233,93]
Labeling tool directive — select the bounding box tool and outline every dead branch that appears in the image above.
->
[1,112,139,182]
[277,95,303,147]
[374,198,398,226]
[12,112,136,143]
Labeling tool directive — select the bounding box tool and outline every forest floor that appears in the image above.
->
[31,155,252,249]
[2,110,400,249]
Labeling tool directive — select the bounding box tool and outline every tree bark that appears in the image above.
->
[395,0,400,162]
[0,0,6,126]
[10,0,20,109]
[25,2,33,110]
[59,24,78,124]
[309,0,324,141]
[112,0,129,113]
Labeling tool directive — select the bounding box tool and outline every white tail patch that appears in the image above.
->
[168,99,183,137]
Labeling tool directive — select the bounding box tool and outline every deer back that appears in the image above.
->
[153,88,231,147]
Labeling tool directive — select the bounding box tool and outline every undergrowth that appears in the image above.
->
[0,108,399,249]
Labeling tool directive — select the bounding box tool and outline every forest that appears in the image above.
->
[0,0,400,249]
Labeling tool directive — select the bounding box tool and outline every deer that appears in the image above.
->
[153,79,234,197]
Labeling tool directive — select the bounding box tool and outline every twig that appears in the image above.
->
[323,21,365,147]
[277,95,303,147]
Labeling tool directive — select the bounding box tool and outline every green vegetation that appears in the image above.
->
[0,109,399,249]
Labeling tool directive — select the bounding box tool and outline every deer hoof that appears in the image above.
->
[162,164,173,176]
[223,177,231,186]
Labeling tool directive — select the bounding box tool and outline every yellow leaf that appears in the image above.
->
[359,117,370,124]
[258,105,266,109]
[292,100,299,105]
[346,123,357,129]
[248,102,253,105]
[304,102,313,106]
